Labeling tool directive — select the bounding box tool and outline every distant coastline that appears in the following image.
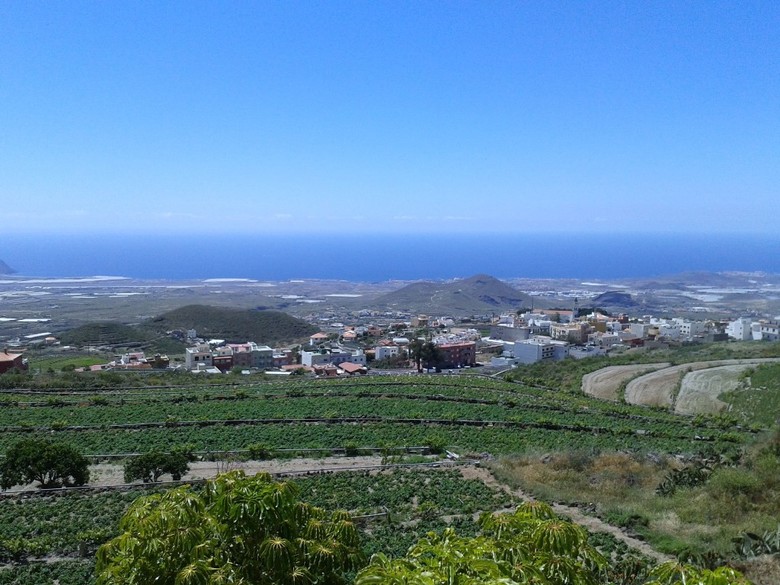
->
[2,233,779,281]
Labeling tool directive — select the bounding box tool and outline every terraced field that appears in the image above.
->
[581,363,669,401]
[583,358,780,413]
[0,373,763,584]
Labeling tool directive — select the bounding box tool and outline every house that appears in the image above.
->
[339,362,367,375]
[726,318,753,341]
[375,344,401,361]
[341,330,358,342]
[436,341,476,368]
[0,350,28,374]
[498,338,569,365]
[550,322,590,344]
[312,364,339,377]
[309,332,330,345]
[212,346,235,372]
[185,344,213,370]
[301,347,365,367]
[229,342,274,369]
[411,315,429,328]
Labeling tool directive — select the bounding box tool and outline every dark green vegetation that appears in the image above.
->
[59,323,162,349]
[356,502,751,585]
[56,304,317,354]
[0,439,89,489]
[722,362,780,427]
[144,304,317,344]
[96,472,364,585]
[0,376,754,455]
[122,448,192,483]
[0,467,518,583]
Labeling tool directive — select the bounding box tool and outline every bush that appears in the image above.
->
[0,439,90,489]
[123,450,190,483]
[707,468,761,499]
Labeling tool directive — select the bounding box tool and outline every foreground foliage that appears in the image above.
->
[356,501,750,585]
[493,429,780,566]
[95,471,364,585]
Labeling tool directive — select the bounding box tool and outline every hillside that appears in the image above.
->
[145,304,317,344]
[59,322,156,347]
[591,290,638,308]
[376,274,539,315]
[0,259,16,275]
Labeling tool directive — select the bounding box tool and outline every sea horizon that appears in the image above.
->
[2,232,779,282]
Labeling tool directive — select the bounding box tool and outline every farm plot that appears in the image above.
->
[581,363,669,401]
[624,358,780,409]
[0,375,753,456]
[0,466,518,584]
[674,365,752,415]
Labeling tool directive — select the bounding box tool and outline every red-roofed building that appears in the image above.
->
[309,332,329,345]
[436,341,476,368]
[339,362,367,375]
[0,350,27,374]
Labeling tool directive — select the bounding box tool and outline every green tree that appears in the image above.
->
[356,502,751,585]
[420,341,442,371]
[123,449,191,483]
[408,339,424,372]
[0,439,90,489]
[357,502,605,585]
[645,561,751,585]
[96,470,364,585]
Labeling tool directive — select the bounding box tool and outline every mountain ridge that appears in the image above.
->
[0,259,16,275]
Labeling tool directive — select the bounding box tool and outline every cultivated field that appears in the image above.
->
[581,363,669,401]
[0,370,774,584]
[623,358,780,409]
[674,365,753,416]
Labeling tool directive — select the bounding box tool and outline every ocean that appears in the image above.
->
[1,233,778,281]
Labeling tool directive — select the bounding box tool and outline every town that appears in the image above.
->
[3,309,778,377]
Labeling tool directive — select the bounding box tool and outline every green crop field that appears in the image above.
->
[0,352,777,584]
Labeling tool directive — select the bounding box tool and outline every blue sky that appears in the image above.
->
[1,1,778,235]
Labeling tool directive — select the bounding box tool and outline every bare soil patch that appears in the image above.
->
[624,359,780,409]
[91,456,385,486]
[581,363,669,401]
[674,365,751,415]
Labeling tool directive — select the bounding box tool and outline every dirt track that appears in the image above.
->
[463,466,673,564]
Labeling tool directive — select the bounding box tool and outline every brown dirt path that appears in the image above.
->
[460,465,673,564]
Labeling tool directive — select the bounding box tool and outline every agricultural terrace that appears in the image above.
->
[2,354,778,584]
[0,376,755,456]
[0,467,522,584]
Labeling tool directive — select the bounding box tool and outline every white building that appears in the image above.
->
[185,344,213,370]
[375,345,401,361]
[498,338,569,365]
[301,347,366,367]
[759,321,780,341]
[726,318,753,341]
[673,318,707,339]
[628,323,651,338]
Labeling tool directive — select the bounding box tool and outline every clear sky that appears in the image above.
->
[1,1,778,235]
